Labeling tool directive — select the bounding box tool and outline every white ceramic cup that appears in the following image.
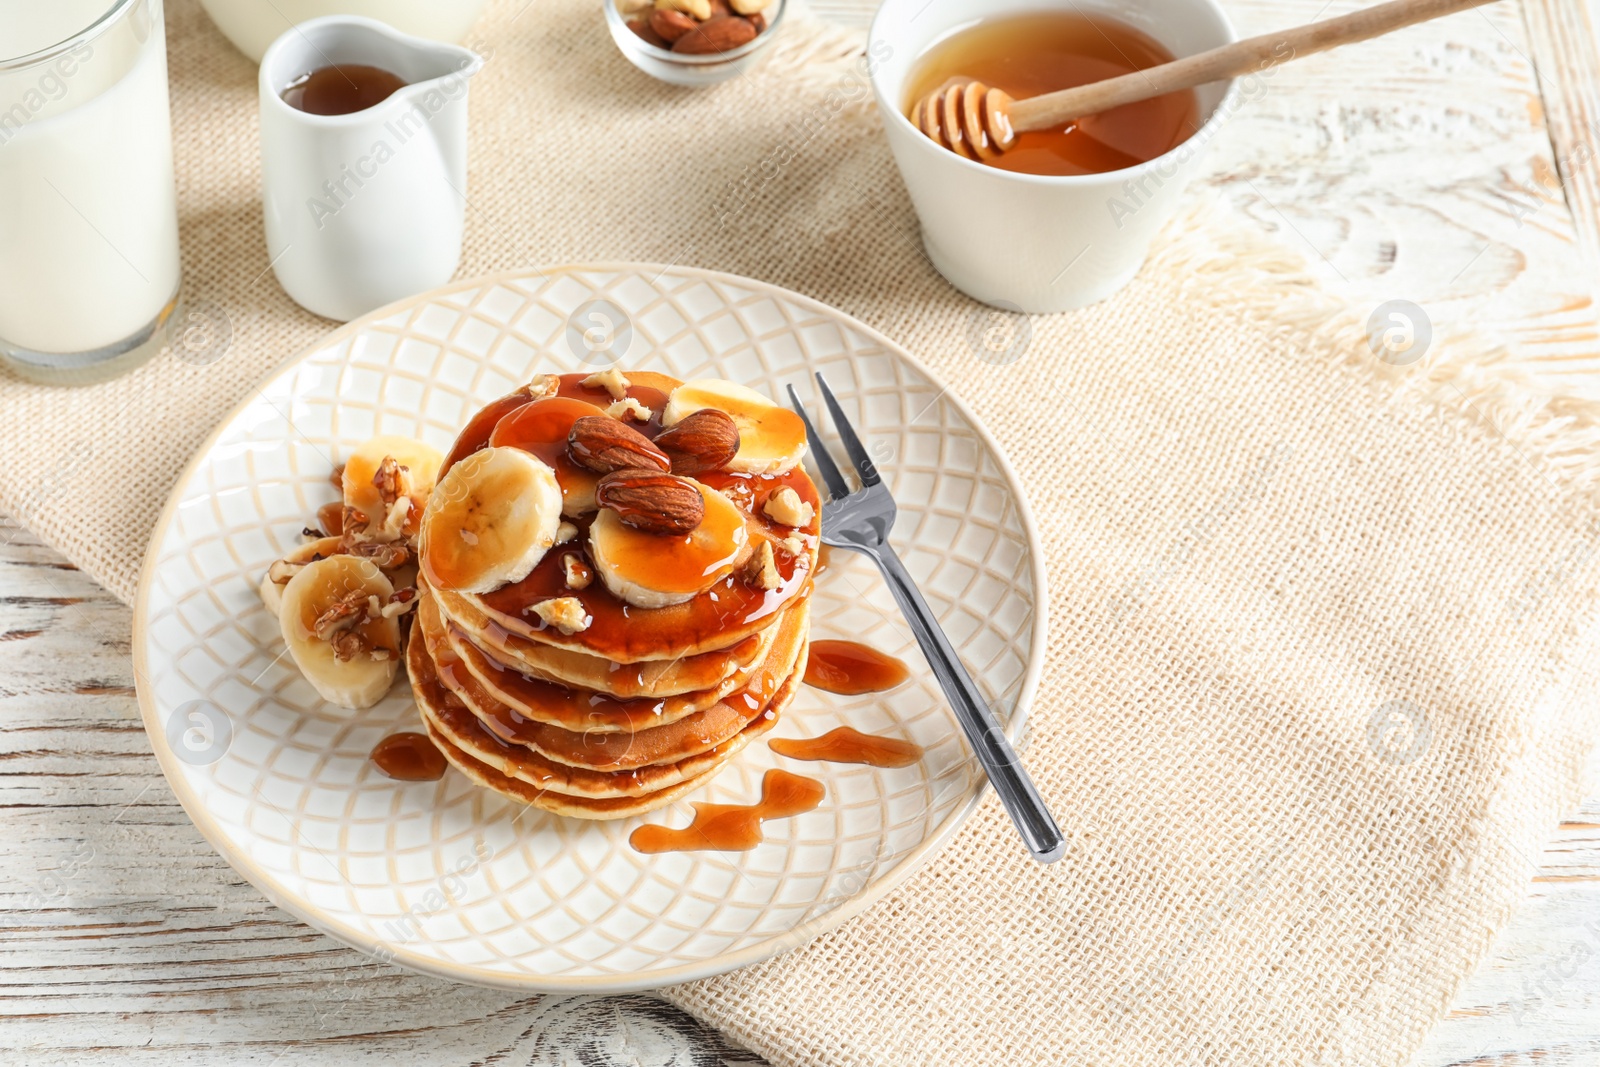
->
[200,0,489,64]
[869,0,1238,313]
[259,17,481,322]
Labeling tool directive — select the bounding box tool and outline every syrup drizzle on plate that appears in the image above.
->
[803,639,910,695]
[769,726,923,768]
[629,769,825,853]
[370,731,447,781]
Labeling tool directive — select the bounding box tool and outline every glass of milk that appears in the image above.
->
[0,0,182,384]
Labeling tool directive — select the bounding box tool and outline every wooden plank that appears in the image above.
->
[1523,0,1600,272]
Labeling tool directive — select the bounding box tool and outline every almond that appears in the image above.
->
[655,408,740,475]
[628,16,671,47]
[597,470,705,534]
[747,11,767,32]
[650,8,697,41]
[568,415,670,475]
[672,15,757,53]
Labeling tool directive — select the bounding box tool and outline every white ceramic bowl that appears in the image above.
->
[605,0,785,87]
[869,0,1238,313]
[199,0,489,63]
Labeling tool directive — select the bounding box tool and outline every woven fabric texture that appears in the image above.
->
[2,1,1599,1064]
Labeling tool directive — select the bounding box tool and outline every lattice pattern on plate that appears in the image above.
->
[134,266,1045,992]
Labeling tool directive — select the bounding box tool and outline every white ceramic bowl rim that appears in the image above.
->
[131,261,1051,993]
[867,0,1240,186]
[603,0,787,65]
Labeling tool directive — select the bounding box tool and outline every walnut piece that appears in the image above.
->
[532,596,591,635]
[267,558,306,585]
[606,397,652,423]
[329,629,373,662]
[778,533,807,558]
[381,588,419,619]
[371,455,411,508]
[525,373,560,399]
[313,590,373,642]
[762,486,813,528]
[582,366,631,400]
[562,554,593,590]
[348,540,409,570]
[554,521,579,546]
[746,540,781,591]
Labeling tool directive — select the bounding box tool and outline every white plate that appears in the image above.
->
[133,265,1046,992]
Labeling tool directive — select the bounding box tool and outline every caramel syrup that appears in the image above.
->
[904,12,1200,176]
[431,373,820,662]
[316,500,345,537]
[370,731,447,781]
[629,769,825,853]
[488,395,610,516]
[430,614,784,758]
[769,727,923,768]
[283,64,407,116]
[803,640,910,695]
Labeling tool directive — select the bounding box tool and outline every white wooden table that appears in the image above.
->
[5,0,1600,1063]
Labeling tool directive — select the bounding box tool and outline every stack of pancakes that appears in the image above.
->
[407,370,820,819]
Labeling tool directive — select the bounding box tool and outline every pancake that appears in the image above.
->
[417,636,798,798]
[421,586,779,726]
[423,590,805,735]
[406,627,793,809]
[451,470,821,662]
[404,369,818,819]
[423,721,730,820]
[433,581,776,697]
[422,591,806,742]
[427,369,821,665]
[454,489,819,662]
[421,599,809,769]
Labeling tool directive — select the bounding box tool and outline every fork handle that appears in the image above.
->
[865,545,1066,863]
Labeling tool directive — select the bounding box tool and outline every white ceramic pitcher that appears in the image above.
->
[258,17,482,322]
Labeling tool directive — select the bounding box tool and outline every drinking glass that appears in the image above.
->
[0,0,181,384]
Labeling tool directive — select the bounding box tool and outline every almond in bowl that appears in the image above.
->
[605,0,784,87]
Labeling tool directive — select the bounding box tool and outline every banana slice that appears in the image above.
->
[661,379,808,475]
[258,535,343,617]
[342,435,444,539]
[420,446,562,594]
[278,555,401,709]
[589,482,749,609]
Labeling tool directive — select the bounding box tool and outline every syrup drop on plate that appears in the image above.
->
[629,769,824,853]
[769,726,923,768]
[803,640,910,695]
[370,731,447,781]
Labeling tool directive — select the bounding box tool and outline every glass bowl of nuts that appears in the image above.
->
[606,0,784,86]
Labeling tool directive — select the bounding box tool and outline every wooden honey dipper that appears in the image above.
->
[912,0,1503,161]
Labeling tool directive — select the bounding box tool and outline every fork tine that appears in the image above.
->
[814,373,881,488]
[787,384,853,502]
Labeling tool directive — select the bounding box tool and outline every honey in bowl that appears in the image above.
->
[904,11,1200,176]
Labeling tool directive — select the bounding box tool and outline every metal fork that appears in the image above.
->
[789,374,1065,864]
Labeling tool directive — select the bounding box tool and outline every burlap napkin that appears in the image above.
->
[4,1,1600,1063]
